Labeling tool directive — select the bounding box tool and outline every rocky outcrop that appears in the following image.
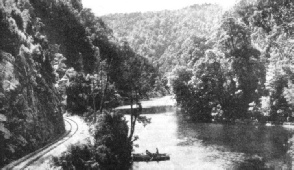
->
[0,1,64,167]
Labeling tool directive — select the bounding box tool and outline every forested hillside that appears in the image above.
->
[102,4,223,93]
[0,0,157,168]
[3,0,294,168]
[168,0,294,123]
[104,0,294,123]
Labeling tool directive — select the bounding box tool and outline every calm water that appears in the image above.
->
[127,109,294,170]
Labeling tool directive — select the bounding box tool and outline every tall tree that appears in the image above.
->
[217,17,265,118]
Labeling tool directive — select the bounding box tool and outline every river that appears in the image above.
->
[125,97,294,170]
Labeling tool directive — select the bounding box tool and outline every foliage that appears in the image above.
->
[0,0,157,168]
[0,1,66,167]
[216,17,266,118]
[233,0,294,121]
[102,4,223,93]
[53,143,99,170]
[169,66,193,108]
[169,10,267,122]
[163,0,294,123]
[91,113,131,169]
[27,2,156,166]
[53,112,132,170]
[66,72,91,113]
[100,0,294,124]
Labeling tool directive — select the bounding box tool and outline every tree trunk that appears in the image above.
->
[129,89,139,141]
[93,92,96,122]
[99,74,109,114]
[99,61,111,115]
[129,89,135,140]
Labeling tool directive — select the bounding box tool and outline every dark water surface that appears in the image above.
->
[128,109,294,170]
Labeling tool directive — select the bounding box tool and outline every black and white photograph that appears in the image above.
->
[1,0,294,169]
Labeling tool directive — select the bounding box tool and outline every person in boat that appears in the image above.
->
[146,150,156,161]
[156,148,159,155]
[146,150,152,156]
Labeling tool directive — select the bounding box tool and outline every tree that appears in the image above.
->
[217,17,265,119]
[235,0,294,121]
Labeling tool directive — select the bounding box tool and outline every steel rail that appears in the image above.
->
[2,117,79,170]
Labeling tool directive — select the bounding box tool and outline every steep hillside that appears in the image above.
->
[102,4,223,74]
[0,0,65,166]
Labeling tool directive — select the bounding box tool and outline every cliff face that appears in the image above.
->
[0,1,65,166]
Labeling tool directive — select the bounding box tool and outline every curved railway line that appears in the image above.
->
[2,117,79,170]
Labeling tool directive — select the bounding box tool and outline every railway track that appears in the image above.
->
[2,117,79,170]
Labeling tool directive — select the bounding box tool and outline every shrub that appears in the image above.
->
[52,143,99,170]
[91,113,132,170]
[53,112,132,170]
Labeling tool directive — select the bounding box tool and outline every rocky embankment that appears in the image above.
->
[0,3,65,167]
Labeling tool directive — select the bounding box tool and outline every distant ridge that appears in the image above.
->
[102,4,223,74]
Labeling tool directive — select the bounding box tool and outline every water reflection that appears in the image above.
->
[129,109,294,170]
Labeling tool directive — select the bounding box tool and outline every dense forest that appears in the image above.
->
[102,4,223,94]
[168,0,294,123]
[2,0,294,169]
[103,0,294,123]
[0,0,157,168]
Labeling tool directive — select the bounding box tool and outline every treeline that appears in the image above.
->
[0,0,157,168]
[169,0,294,123]
[102,4,223,94]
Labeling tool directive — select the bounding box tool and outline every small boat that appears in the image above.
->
[132,153,170,162]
